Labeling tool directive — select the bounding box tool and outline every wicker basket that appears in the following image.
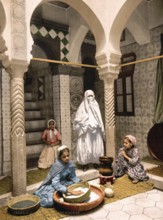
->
[63,182,91,203]
[7,194,40,216]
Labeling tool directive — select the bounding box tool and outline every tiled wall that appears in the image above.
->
[1,69,11,175]
[116,25,163,158]
[30,24,69,62]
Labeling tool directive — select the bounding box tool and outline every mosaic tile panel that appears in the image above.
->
[60,74,71,148]
[1,70,11,175]
[30,24,69,61]
[116,25,163,158]
[52,75,61,130]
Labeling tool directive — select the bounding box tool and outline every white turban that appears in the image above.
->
[57,145,70,157]
[125,135,136,146]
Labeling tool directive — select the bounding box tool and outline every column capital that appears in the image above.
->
[6,59,28,78]
[96,51,121,82]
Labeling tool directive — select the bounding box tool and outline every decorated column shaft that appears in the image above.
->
[104,76,116,158]
[97,53,121,159]
[10,60,28,196]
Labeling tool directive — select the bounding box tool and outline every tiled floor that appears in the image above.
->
[0,162,163,220]
[60,164,163,220]
[60,188,163,220]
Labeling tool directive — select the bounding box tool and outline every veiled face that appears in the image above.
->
[87,94,94,103]
[85,90,95,103]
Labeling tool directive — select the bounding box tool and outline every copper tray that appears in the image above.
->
[147,123,163,161]
[53,185,105,213]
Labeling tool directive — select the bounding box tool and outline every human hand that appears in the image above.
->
[121,150,127,157]
[67,188,83,196]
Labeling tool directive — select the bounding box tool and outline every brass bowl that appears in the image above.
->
[63,182,91,203]
[7,194,40,216]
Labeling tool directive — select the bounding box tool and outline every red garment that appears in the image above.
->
[41,128,61,145]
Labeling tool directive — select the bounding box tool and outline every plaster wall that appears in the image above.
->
[1,0,12,59]
[42,3,68,24]
[148,0,163,29]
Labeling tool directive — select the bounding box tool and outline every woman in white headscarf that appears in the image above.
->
[35,145,81,207]
[73,90,105,171]
[38,119,61,169]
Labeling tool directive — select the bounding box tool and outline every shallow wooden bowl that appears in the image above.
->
[53,185,105,213]
[7,194,40,216]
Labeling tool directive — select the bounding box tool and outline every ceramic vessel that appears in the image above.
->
[104,183,114,198]
[99,156,114,176]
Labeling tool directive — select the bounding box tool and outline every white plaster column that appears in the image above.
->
[9,60,28,196]
[96,53,121,159]
[103,76,117,158]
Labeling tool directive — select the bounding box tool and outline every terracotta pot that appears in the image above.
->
[99,156,114,176]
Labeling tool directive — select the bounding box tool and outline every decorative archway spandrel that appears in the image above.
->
[11,0,27,60]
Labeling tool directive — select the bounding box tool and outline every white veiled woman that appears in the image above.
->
[73,90,105,170]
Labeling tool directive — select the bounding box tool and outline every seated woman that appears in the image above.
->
[114,135,149,184]
[34,145,82,207]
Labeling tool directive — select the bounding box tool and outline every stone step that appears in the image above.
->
[25,110,42,119]
[25,92,33,101]
[25,120,46,130]
[26,131,42,142]
[25,102,39,110]
[26,144,44,156]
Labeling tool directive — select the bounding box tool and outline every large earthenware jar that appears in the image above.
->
[99,156,114,176]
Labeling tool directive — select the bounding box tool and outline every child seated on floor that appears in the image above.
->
[34,145,82,207]
[114,135,149,184]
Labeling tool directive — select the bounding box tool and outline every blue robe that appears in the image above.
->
[34,159,80,207]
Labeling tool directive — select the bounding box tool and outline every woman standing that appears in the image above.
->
[73,90,105,171]
[38,119,61,169]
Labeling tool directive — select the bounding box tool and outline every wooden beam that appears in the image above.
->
[32,54,163,70]
[32,57,100,69]
[117,54,163,68]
